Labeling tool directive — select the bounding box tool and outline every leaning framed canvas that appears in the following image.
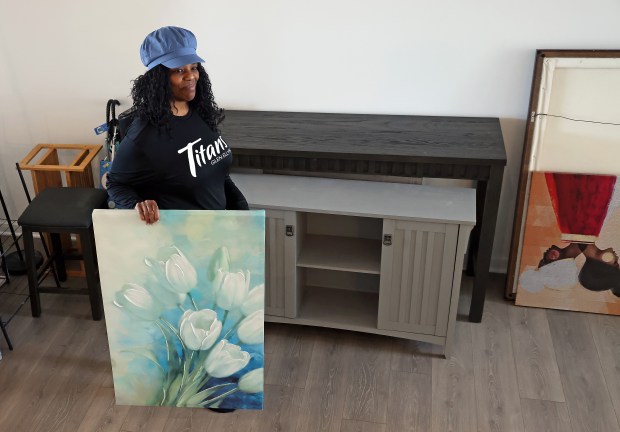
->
[515,171,620,314]
[93,209,265,409]
[507,50,620,308]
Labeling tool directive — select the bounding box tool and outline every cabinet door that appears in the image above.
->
[378,219,458,336]
[264,209,297,317]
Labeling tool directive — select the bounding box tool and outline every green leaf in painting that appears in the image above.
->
[164,374,184,405]
[182,383,235,407]
[120,348,164,373]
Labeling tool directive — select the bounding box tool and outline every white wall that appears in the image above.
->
[1,0,620,272]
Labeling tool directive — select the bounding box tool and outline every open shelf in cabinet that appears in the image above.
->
[296,285,379,331]
[297,234,381,274]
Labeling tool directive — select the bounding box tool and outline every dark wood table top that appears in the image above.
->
[221,110,506,166]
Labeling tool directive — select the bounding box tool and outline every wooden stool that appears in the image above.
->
[19,144,103,278]
[18,187,108,320]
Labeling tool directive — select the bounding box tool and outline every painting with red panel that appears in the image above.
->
[516,171,620,315]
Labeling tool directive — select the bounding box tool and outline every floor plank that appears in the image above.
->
[520,398,573,432]
[250,384,304,432]
[431,321,477,432]
[265,324,315,388]
[0,295,70,402]
[0,274,30,295]
[193,411,237,432]
[161,407,195,432]
[161,407,225,432]
[390,338,433,375]
[0,291,29,319]
[202,406,255,432]
[0,295,98,431]
[509,306,565,402]
[189,409,215,432]
[589,313,620,426]
[547,310,620,432]
[386,371,431,432]
[472,297,524,432]
[100,365,115,388]
[340,419,386,432]
[342,333,391,423]
[76,386,131,432]
[30,319,110,432]
[264,322,282,354]
[295,329,350,432]
[120,406,172,432]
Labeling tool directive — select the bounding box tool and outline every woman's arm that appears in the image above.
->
[106,136,146,209]
[224,175,249,210]
[107,138,161,224]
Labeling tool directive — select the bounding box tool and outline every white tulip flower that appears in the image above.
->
[178,309,222,351]
[114,283,164,321]
[237,309,264,345]
[145,246,197,298]
[241,284,264,316]
[216,270,250,310]
[238,368,264,393]
[164,246,198,293]
[204,340,251,378]
[141,273,187,307]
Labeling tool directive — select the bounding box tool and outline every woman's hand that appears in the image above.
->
[135,200,160,224]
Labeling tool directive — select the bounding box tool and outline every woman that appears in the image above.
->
[107,26,248,223]
[107,26,248,413]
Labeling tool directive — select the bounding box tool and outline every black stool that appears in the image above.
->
[18,187,109,320]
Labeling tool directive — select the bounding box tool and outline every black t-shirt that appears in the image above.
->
[107,111,246,210]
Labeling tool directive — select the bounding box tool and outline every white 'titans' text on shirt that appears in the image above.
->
[177,136,230,177]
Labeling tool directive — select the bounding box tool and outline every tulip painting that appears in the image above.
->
[93,210,265,409]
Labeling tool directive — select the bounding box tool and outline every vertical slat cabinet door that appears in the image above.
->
[264,209,294,317]
[378,219,458,336]
[284,211,300,318]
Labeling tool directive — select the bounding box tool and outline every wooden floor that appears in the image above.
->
[0,272,619,432]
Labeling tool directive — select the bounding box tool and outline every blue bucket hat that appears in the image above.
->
[140,26,205,70]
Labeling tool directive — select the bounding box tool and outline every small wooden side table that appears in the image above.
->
[19,144,102,193]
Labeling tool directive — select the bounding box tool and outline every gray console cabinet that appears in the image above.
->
[233,173,475,357]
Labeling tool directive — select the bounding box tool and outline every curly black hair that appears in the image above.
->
[129,63,225,133]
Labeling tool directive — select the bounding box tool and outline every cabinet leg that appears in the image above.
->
[443,339,452,359]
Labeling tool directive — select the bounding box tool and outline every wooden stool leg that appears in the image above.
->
[80,229,102,321]
[23,229,42,317]
[0,318,13,350]
[39,232,62,288]
[50,233,67,282]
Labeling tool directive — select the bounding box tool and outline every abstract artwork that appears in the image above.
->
[93,209,265,409]
[516,172,620,315]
